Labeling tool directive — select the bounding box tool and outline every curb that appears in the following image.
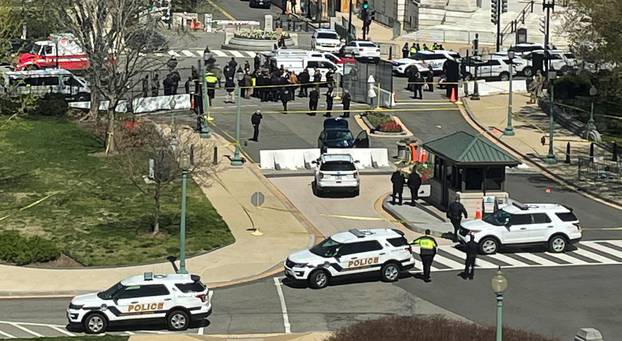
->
[381,198,447,238]
[459,98,622,211]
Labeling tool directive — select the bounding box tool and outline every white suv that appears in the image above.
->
[464,57,517,80]
[342,40,381,62]
[311,29,343,54]
[312,154,360,196]
[392,50,461,76]
[285,228,416,289]
[67,273,212,334]
[458,202,582,255]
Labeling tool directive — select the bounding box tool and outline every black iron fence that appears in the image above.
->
[578,156,621,182]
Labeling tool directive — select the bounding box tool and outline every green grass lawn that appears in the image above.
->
[12,337,127,341]
[0,117,233,266]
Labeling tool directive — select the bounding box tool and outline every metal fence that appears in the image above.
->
[578,157,621,182]
[342,59,393,107]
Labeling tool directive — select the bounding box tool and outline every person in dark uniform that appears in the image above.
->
[250,110,262,142]
[341,90,351,117]
[443,56,460,98]
[461,234,479,280]
[324,88,334,117]
[298,68,310,97]
[411,229,438,283]
[407,167,422,206]
[390,169,405,205]
[151,73,160,96]
[402,42,409,58]
[407,67,416,91]
[184,76,191,94]
[326,69,335,89]
[414,72,424,99]
[254,54,261,71]
[281,86,290,112]
[142,75,149,97]
[426,65,434,92]
[313,69,322,85]
[447,198,468,242]
[308,86,319,115]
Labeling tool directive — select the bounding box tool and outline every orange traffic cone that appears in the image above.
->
[450,86,457,103]
[475,209,482,220]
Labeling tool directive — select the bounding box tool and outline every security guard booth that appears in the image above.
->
[422,131,519,216]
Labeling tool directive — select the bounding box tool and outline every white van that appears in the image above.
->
[0,69,90,101]
[273,56,341,82]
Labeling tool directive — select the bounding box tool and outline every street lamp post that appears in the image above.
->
[504,50,515,136]
[542,0,555,82]
[230,69,245,166]
[178,151,190,274]
[347,0,353,43]
[491,267,509,341]
[585,85,598,138]
[471,34,480,100]
[546,81,557,164]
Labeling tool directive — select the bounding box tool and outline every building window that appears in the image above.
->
[464,168,483,191]
[484,167,505,191]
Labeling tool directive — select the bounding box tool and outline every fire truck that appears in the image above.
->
[15,34,89,72]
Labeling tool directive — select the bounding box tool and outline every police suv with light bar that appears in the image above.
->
[66,272,212,334]
[284,228,415,289]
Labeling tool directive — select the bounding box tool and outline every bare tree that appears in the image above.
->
[117,122,215,235]
[47,0,163,154]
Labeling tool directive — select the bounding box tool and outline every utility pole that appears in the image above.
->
[347,0,353,43]
[545,80,557,164]
[543,0,555,82]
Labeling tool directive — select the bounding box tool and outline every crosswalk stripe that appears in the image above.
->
[605,240,622,249]
[181,50,196,57]
[198,327,204,335]
[245,51,257,58]
[10,323,43,337]
[441,247,497,268]
[572,248,618,264]
[511,252,559,266]
[230,50,244,58]
[432,254,463,269]
[545,252,589,265]
[154,52,165,57]
[213,50,228,57]
[0,329,16,339]
[50,326,75,336]
[586,241,622,259]
[168,50,180,57]
[489,253,529,266]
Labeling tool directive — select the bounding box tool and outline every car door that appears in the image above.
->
[354,130,369,148]
[524,213,554,242]
[114,284,172,320]
[337,241,384,275]
[503,213,534,244]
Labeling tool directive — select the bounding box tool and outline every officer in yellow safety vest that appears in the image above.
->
[411,229,438,283]
[204,71,219,106]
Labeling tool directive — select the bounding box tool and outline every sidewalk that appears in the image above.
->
[462,93,622,208]
[0,130,315,297]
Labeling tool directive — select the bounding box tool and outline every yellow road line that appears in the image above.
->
[205,0,236,20]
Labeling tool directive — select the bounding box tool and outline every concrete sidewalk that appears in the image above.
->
[0,130,316,297]
[462,93,622,209]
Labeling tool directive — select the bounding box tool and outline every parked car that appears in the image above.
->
[311,29,344,54]
[0,69,91,101]
[392,50,461,76]
[318,118,369,153]
[464,57,517,80]
[342,40,381,63]
[312,154,360,196]
[490,53,533,77]
[249,0,271,8]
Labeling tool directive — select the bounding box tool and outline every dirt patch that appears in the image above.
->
[28,253,84,268]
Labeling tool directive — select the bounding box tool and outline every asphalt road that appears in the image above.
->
[2,265,622,339]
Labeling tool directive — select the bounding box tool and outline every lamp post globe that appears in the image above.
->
[492,267,508,341]
[504,49,516,136]
[586,84,598,138]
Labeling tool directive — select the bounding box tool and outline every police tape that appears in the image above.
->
[202,106,458,116]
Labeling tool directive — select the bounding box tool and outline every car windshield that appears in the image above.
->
[310,238,342,257]
[483,209,511,226]
[97,282,125,300]
[360,42,376,47]
[320,161,356,171]
[318,32,339,40]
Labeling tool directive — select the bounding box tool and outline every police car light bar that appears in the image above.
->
[349,229,366,238]
[144,272,154,281]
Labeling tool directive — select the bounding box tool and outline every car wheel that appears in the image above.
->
[76,94,89,102]
[167,309,190,331]
[308,269,329,289]
[548,235,568,253]
[479,237,499,255]
[381,262,400,282]
[464,73,473,81]
[83,312,107,334]
[313,182,324,197]
[522,66,533,77]
[353,188,360,197]
[499,72,510,81]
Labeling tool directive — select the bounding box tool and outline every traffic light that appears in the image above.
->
[501,0,508,13]
[362,0,369,10]
[490,0,498,24]
[361,0,369,22]
[539,16,546,33]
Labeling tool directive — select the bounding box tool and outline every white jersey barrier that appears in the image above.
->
[260,148,390,170]
[69,94,192,114]
[464,80,527,96]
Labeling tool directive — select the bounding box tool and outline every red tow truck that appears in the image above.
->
[15,33,89,72]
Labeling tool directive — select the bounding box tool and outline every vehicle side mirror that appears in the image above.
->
[504,219,511,228]
[311,160,317,164]
[354,160,360,163]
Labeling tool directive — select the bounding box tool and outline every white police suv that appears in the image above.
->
[285,228,415,289]
[313,153,360,197]
[67,273,212,334]
[458,202,582,254]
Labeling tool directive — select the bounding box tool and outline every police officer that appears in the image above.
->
[461,234,478,280]
[281,86,290,112]
[341,90,351,118]
[142,75,149,97]
[407,167,422,206]
[402,42,409,58]
[204,71,219,106]
[324,88,334,117]
[250,110,263,142]
[411,229,438,283]
[254,54,261,71]
[298,68,310,97]
[390,169,405,205]
[447,198,468,242]
[409,44,417,57]
[308,86,319,115]
[413,71,424,99]
[151,73,160,96]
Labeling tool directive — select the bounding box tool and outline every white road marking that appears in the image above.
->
[441,247,496,268]
[545,252,589,265]
[488,253,528,266]
[181,50,196,57]
[9,323,43,337]
[154,53,165,57]
[212,50,228,57]
[585,241,622,259]
[512,253,558,266]
[0,329,16,339]
[606,240,622,249]
[198,327,204,335]
[168,50,180,57]
[51,325,75,336]
[572,248,618,264]
[230,50,244,58]
[245,51,257,58]
[432,254,463,269]
[273,277,291,334]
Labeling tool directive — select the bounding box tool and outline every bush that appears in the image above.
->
[554,72,592,100]
[0,231,61,265]
[377,120,403,132]
[34,93,68,116]
[327,315,560,341]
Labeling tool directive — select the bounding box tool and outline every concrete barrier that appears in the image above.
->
[260,148,390,170]
[574,328,604,341]
[465,80,527,96]
[69,94,192,114]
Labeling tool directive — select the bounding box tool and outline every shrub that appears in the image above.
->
[34,93,68,116]
[0,231,61,265]
[377,120,403,132]
[366,112,392,128]
[327,315,560,341]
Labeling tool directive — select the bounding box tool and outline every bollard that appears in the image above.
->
[589,143,594,163]
[213,146,218,165]
[388,46,392,60]
[574,328,604,341]
[612,142,618,162]
[565,142,571,164]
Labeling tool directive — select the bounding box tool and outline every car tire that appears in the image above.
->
[522,66,533,77]
[380,262,401,282]
[499,72,510,81]
[548,234,568,253]
[353,188,360,197]
[83,312,108,334]
[479,237,499,255]
[313,181,324,197]
[308,269,330,289]
[76,94,89,102]
[167,309,190,331]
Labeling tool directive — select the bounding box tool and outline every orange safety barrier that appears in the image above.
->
[475,209,482,220]
[450,86,457,103]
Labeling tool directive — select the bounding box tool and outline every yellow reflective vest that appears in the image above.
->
[204,72,218,85]
[411,236,438,255]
